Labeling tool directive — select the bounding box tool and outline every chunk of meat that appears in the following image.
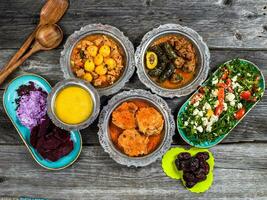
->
[112,102,138,129]
[174,57,185,68]
[136,107,164,136]
[183,59,196,73]
[118,129,149,157]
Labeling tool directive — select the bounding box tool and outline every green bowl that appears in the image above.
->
[177,59,265,148]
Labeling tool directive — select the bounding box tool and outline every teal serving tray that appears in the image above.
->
[3,74,82,170]
[177,59,265,148]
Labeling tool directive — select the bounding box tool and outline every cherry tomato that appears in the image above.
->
[234,107,245,120]
[217,88,225,104]
[217,82,227,88]
[199,86,205,94]
[215,104,223,116]
[221,68,229,80]
[240,91,251,101]
[190,93,204,104]
[226,78,231,86]
[221,72,228,80]
[249,96,257,102]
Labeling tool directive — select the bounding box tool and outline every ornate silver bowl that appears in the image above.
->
[47,78,100,131]
[135,23,210,98]
[60,24,135,96]
[97,89,175,167]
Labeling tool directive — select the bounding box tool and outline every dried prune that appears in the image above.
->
[196,152,209,161]
[177,152,191,161]
[175,159,181,170]
[180,160,191,172]
[189,157,199,172]
[177,151,211,189]
[183,172,195,182]
[185,181,196,188]
[195,173,207,182]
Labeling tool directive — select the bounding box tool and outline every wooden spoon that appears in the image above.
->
[2,0,69,70]
[0,24,63,85]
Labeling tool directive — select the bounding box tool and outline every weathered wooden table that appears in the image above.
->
[0,0,266,199]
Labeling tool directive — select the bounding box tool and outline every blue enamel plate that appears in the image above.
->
[3,74,82,170]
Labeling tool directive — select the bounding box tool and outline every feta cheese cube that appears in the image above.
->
[198,111,204,117]
[210,115,218,124]
[230,100,236,107]
[237,103,242,109]
[193,101,199,107]
[226,93,235,102]
[212,89,218,97]
[223,102,228,111]
[203,102,211,110]
[193,109,200,116]
[196,126,203,133]
[232,76,237,82]
[206,125,212,132]
[212,78,218,85]
[202,117,208,126]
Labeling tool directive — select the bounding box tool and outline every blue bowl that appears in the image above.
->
[177,59,265,148]
[3,74,82,170]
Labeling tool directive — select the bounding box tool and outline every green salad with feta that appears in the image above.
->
[178,59,264,144]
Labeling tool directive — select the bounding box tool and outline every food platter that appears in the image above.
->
[3,74,82,170]
[177,59,265,148]
[1,15,265,192]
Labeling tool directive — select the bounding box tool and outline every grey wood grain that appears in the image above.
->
[0,49,266,145]
[0,144,266,199]
[0,0,267,49]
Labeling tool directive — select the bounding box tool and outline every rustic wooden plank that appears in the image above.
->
[0,0,267,49]
[0,144,266,199]
[0,49,266,145]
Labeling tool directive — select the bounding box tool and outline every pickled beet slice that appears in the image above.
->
[38,116,51,138]
[56,140,74,158]
[42,137,62,150]
[54,129,70,142]
[30,126,39,148]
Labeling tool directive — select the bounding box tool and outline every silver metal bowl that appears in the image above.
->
[60,24,135,97]
[97,89,175,167]
[47,78,100,131]
[135,23,210,98]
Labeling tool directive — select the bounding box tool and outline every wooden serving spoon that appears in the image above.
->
[2,0,69,71]
[0,24,63,85]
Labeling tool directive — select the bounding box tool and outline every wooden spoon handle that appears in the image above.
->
[1,26,38,71]
[0,46,40,85]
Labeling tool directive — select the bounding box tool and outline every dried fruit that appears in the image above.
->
[175,151,210,189]
[178,152,191,161]
[195,152,209,161]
